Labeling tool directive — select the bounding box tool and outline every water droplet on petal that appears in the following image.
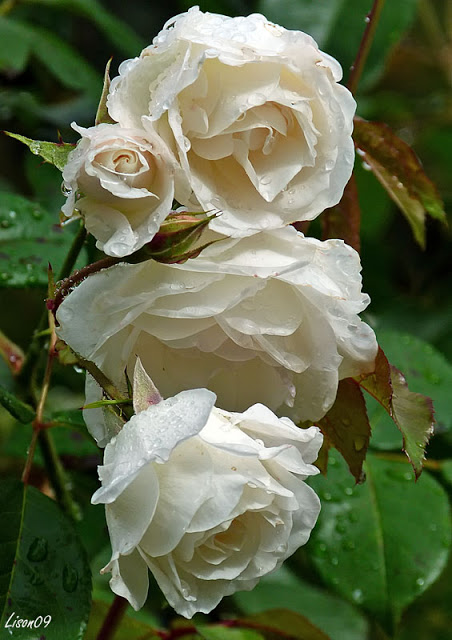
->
[61,183,73,197]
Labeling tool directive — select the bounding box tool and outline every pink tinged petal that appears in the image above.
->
[91,388,216,504]
[104,551,149,611]
[132,357,162,413]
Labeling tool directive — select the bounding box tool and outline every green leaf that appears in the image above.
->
[0,479,91,639]
[0,17,32,72]
[196,625,264,640]
[308,451,451,634]
[239,610,331,640]
[353,119,447,248]
[50,409,88,431]
[0,192,87,288]
[0,17,100,98]
[84,600,161,639]
[441,460,452,487]
[5,422,99,463]
[258,0,418,88]
[95,58,115,126]
[0,385,35,423]
[377,331,452,433]
[356,348,434,478]
[29,22,101,98]
[6,132,75,172]
[316,378,371,482]
[366,395,403,451]
[23,0,145,57]
[234,565,368,640]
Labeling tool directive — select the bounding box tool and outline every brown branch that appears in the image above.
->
[96,596,129,640]
[50,255,121,315]
[347,0,387,94]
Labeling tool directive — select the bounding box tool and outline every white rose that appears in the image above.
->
[92,384,322,618]
[62,123,177,257]
[57,225,377,432]
[107,7,356,237]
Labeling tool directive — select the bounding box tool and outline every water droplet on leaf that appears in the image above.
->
[27,537,48,562]
[62,564,78,592]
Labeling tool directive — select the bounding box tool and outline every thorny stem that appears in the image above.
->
[347,0,387,94]
[51,254,121,314]
[22,308,57,486]
[96,596,129,640]
[20,225,88,516]
[21,303,81,519]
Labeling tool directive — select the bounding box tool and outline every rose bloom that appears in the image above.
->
[92,385,322,618]
[62,123,178,257]
[57,225,377,430]
[107,7,356,237]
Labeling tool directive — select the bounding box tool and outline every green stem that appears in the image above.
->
[96,596,129,640]
[78,357,132,421]
[20,224,87,515]
[347,0,387,94]
[38,429,81,521]
[374,451,442,472]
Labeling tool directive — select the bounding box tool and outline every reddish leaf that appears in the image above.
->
[316,378,370,483]
[353,118,446,248]
[356,347,392,410]
[313,439,330,476]
[0,329,24,375]
[356,348,434,478]
[321,174,361,252]
[238,609,331,640]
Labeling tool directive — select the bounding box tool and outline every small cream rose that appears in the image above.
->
[92,376,322,618]
[62,123,177,257]
[107,7,356,237]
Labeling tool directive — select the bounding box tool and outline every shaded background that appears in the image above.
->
[0,1,451,639]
